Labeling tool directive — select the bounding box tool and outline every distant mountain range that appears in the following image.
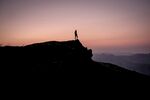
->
[93,53,150,76]
[0,40,149,82]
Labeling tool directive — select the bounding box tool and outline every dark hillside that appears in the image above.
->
[0,39,149,82]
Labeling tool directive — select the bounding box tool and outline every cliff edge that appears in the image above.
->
[0,39,149,81]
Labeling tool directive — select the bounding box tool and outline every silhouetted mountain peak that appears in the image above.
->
[24,39,92,62]
[0,39,149,81]
[26,39,83,48]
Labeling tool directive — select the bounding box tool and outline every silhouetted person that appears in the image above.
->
[74,30,78,40]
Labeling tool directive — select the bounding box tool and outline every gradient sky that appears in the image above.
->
[0,0,150,54]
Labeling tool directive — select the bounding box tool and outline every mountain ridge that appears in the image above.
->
[93,53,150,76]
[0,39,149,81]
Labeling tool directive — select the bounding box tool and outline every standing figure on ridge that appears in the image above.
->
[74,30,78,40]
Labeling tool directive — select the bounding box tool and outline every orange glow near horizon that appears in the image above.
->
[0,0,150,54]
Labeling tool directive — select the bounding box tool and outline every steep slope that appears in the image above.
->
[93,53,150,76]
[0,40,149,81]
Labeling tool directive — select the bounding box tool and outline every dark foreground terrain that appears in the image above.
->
[0,40,150,82]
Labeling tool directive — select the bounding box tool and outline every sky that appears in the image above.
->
[0,0,150,54]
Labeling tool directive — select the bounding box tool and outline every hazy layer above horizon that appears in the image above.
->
[0,0,150,54]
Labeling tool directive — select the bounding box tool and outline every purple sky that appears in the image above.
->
[0,0,150,54]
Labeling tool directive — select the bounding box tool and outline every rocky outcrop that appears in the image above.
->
[0,39,149,81]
